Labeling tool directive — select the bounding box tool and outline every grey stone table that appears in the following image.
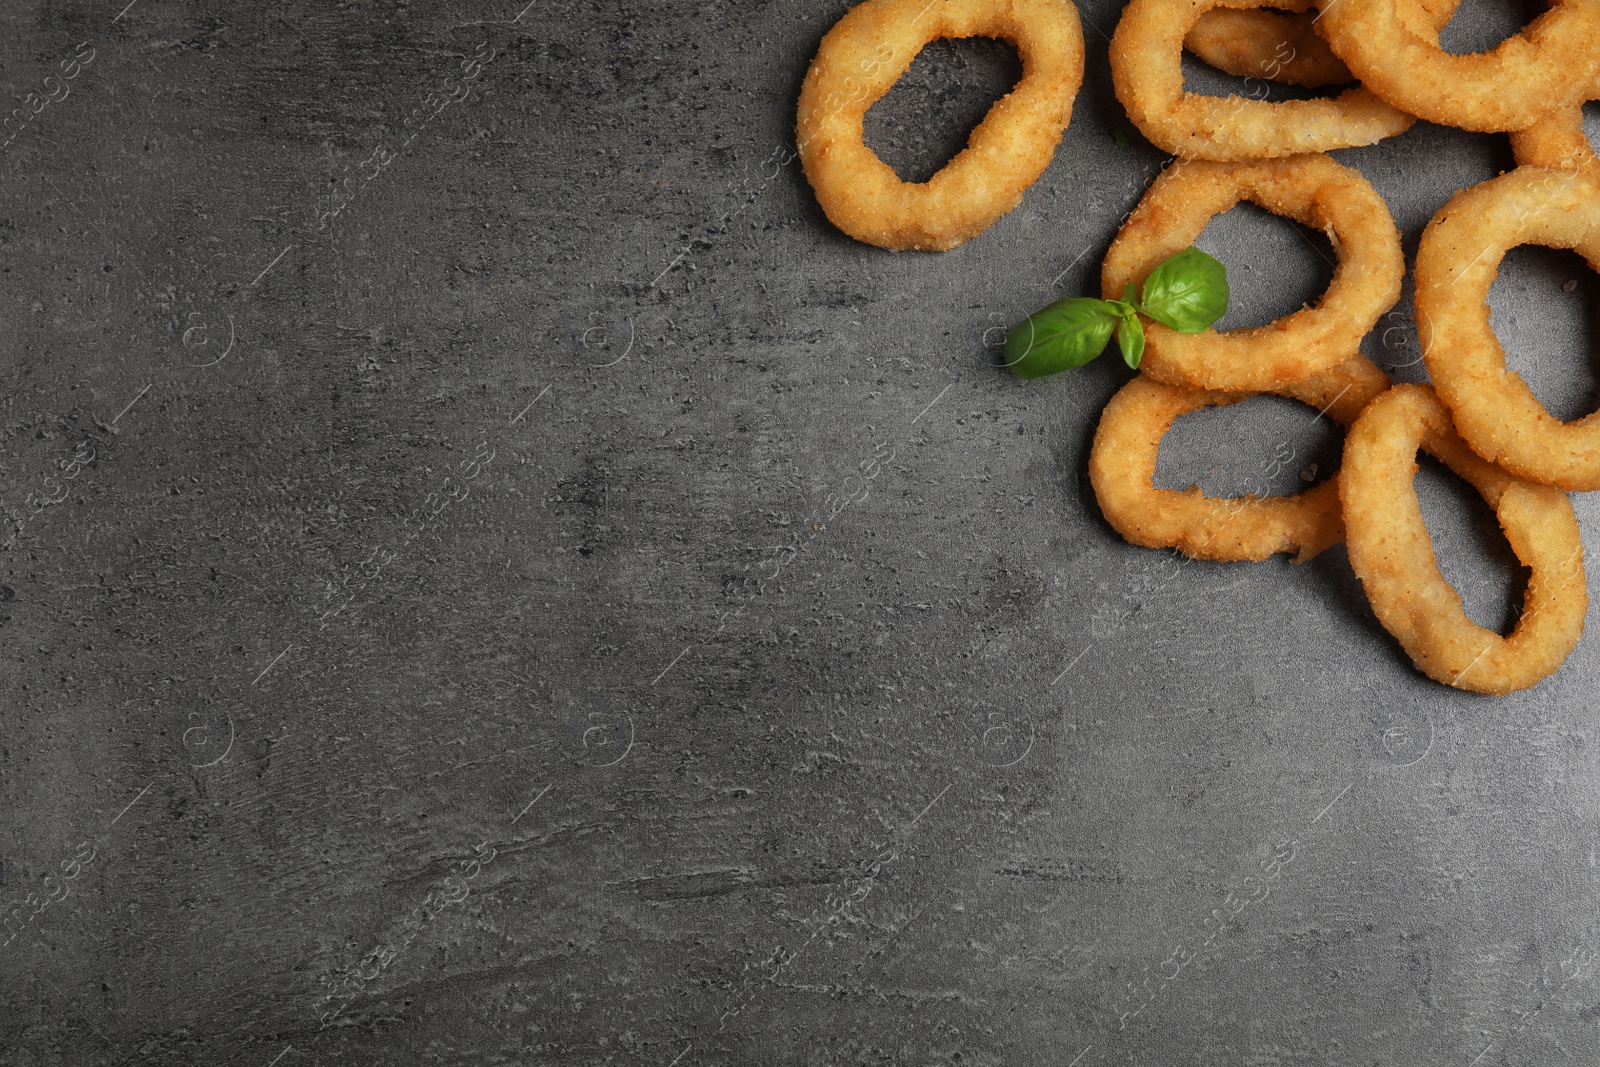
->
[2,1,1598,1064]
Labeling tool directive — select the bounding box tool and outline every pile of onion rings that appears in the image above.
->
[1100,0,1600,693]
[795,0,1599,692]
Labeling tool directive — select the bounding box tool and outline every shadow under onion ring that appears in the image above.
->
[1340,384,1587,696]
[1111,0,1416,160]
[1102,153,1403,392]
[1415,166,1600,490]
[1089,355,1390,562]
[796,0,1085,252]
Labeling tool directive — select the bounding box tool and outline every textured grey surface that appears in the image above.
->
[2,1,1600,1065]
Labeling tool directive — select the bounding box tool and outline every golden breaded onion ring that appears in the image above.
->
[1415,166,1600,490]
[1089,356,1389,562]
[796,0,1085,252]
[1102,154,1403,392]
[1508,91,1600,183]
[1182,9,1352,88]
[1313,0,1600,133]
[1196,0,1598,162]
[1110,0,1415,160]
[1340,384,1586,695]
[1182,0,1460,88]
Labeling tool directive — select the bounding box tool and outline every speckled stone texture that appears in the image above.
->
[2,1,1600,1065]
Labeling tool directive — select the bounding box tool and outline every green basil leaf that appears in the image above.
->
[1003,298,1120,379]
[1116,314,1144,369]
[1139,247,1229,334]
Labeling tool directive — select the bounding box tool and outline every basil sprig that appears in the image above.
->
[1003,246,1229,379]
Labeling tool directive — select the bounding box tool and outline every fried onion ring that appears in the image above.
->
[796,0,1085,252]
[1415,166,1600,490]
[1509,92,1600,183]
[1111,0,1416,160]
[1102,154,1403,392]
[1089,355,1389,562]
[1194,0,1600,164]
[1340,384,1586,695]
[1313,0,1600,134]
[1183,9,1352,88]
[1183,0,1460,88]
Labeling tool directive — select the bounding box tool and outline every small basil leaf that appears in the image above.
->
[1003,298,1120,379]
[1116,315,1145,369]
[1139,247,1229,334]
